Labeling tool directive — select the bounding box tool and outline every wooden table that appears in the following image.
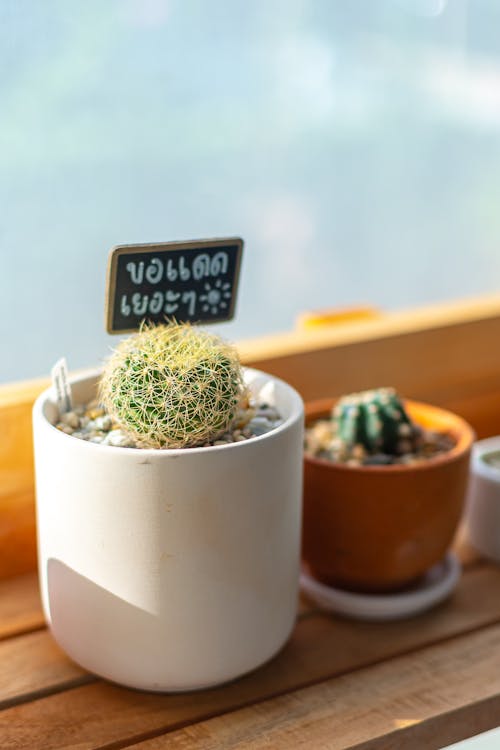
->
[2,539,500,750]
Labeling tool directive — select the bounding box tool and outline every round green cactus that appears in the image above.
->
[99,322,245,448]
[332,387,419,456]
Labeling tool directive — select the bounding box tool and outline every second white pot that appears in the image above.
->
[33,367,304,692]
[466,436,500,563]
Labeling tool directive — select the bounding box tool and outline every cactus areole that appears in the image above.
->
[332,388,419,456]
[99,322,245,449]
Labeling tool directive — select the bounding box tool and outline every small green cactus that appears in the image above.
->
[332,387,419,456]
[99,322,245,449]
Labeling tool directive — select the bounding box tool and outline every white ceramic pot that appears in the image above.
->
[466,436,500,563]
[33,367,304,692]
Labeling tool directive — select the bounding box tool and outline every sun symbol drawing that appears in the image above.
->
[199,279,232,315]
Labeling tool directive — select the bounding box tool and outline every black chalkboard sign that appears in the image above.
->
[105,238,243,334]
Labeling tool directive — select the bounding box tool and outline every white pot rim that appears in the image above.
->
[471,436,500,481]
[33,366,304,457]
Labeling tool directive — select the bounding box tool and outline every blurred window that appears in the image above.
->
[1,0,499,381]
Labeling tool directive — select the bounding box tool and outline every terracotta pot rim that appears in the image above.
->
[304,397,475,474]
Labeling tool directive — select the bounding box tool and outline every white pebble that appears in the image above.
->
[105,430,132,447]
[247,417,273,436]
[93,415,112,431]
[256,407,280,421]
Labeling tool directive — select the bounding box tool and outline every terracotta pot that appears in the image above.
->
[302,399,474,593]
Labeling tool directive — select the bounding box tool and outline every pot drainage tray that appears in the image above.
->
[300,552,461,622]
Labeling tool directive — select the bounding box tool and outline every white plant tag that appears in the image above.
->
[51,358,73,414]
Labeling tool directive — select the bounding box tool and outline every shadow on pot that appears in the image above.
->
[47,558,175,689]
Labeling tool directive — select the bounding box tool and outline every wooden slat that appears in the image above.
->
[130,623,500,750]
[0,573,44,640]
[242,314,500,409]
[0,630,91,709]
[0,488,37,581]
[443,385,500,441]
[2,564,500,750]
[0,378,50,579]
[240,293,500,367]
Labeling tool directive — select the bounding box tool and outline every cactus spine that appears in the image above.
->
[332,387,419,456]
[99,322,245,449]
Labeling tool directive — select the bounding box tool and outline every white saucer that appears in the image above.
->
[300,552,461,622]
